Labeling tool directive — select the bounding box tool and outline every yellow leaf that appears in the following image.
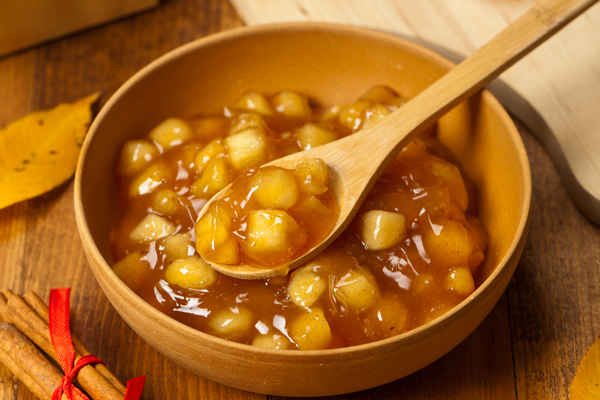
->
[0,93,100,210]
[571,336,600,399]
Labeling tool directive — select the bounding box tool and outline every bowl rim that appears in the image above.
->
[74,21,532,360]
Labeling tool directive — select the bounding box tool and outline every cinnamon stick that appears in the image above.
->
[2,292,124,400]
[0,322,67,400]
[0,345,50,400]
[22,291,127,395]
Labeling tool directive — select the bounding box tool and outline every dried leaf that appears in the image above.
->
[0,93,99,210]
[571,337,600,399]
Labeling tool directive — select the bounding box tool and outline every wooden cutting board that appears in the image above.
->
[229,0,600,225]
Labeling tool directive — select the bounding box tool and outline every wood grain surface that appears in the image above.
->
[0,0,598,399]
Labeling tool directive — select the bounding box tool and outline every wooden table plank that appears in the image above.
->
[0,0,598,399]
[508,127,600,400]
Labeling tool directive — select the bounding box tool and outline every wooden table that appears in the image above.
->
[0,0,598,399]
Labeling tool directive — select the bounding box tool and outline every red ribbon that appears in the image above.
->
[49,288,146,400]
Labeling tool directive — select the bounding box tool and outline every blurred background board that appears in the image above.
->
[230,0,600,226]
[0,0,159,57]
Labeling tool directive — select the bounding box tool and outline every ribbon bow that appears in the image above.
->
[49,288,145,400]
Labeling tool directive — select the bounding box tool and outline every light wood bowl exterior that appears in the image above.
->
[74,23,531,397]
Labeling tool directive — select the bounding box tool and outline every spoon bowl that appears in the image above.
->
[201,0,597,279]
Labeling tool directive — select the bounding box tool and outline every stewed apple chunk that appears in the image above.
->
[117,139,159,176]
[148,118,192,150]
[225,128,270,171]
[194,138,227,173]
[152,189,186,216]
[249,167,299,209]
[129,162,173,197]
[208,305,253,340]
[112,251,150,291]
[359,85,408,108]
[235,91,274,116]
[196,203,240,265]
[161,233,195,263]
[333,267,380,312]
[229,113,268,135]
[359,85,399,104]
[165,255,217,290]
[243,210,307,264]
[444,266,475,297]
[252,333,294,350]
[292,158,329,195]
[191,158,236,199]
[363,104,391,128]
[129,214,176,243]
[359,210,407,251]
[288,195,330,222]
[338,100,372,131]
[420,217,480,269]
[289,307,332,350]
[429,159,469,212]
[296,123,337,150]
[366,293,408,338]
[400,143,469,211]
[287,263,327,308]
[271,90,312,119]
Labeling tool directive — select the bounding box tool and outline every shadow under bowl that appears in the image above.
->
[74,22,531,397]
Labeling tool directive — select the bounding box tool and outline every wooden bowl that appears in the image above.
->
[74,23,531,397]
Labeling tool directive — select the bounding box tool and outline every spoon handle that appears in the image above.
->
[319,0,598,191]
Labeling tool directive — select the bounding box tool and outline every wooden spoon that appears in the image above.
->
[199,0,598,279]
